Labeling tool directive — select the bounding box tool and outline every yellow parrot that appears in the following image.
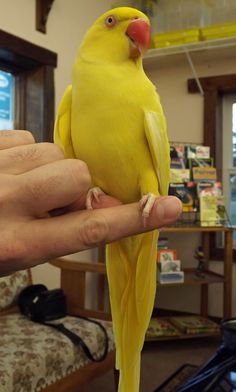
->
[54,7,170,392]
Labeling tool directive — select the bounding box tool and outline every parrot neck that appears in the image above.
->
[77,52,143,71]
[78,39,143,69]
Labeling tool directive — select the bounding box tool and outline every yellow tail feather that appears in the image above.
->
[106,230,158,392]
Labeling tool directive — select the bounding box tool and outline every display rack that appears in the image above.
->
[147,225,234,341]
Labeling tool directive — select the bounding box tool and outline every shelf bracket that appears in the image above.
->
[36,0,55,34]
[183,46,204,97]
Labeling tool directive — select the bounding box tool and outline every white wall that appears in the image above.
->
[0,0,235,316]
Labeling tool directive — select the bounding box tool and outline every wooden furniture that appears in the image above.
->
[54,225,233,345]
[53,226,234,348]
[50,257,110,321]
[144,225,234,342]
[159,226,233,320]
[0,260,115,392]
[145,225,234,342]
[48,257,115,391]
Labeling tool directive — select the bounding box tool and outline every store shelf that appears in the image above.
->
[144,36,236,67]
[149,225,233,341]
[157,268,225,287]
[146,329,220,342]
[145,315,221,342]
[161,225,234,233]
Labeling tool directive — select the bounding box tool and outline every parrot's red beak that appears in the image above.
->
[126,18,150,59]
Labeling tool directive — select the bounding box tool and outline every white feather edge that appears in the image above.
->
[144,110,170,196]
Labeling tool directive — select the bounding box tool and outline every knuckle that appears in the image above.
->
[17,130,35,144]
[81,216,109,247]
[41,143,65,160]
[0,130,35,143]
[66,159,91,190]
[11,129,35,144]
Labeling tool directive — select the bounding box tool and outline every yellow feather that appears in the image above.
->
[54,7,170,392]
[54,85,75,158]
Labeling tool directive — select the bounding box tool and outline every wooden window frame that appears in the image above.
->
[0,29,57,141]
[188,74,236,261]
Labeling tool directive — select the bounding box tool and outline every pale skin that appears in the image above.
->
[0,130,182,276]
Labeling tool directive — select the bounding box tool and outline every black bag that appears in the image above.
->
[18,284,108,362]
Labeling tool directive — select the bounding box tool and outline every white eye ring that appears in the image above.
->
[105,15,117,28]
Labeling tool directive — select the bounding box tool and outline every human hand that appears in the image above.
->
[0,130,182,275]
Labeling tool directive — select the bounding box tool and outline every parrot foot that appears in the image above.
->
[86,187,105,209]
[139,193,157,219]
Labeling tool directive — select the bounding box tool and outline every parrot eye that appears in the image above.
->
[105,15,117,28]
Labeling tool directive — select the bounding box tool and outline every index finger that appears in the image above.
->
[12,196,182,268]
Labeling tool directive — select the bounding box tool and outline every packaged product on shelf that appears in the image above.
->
[200,194,219,226]
[192,167,217,182]
[170,143,186,158]
[188,157,213,169]
[146,318,181,338]
[158,237,169,249]
[157,246,184,283]
[186,145,210,159]
[170,143,186,169]
[200,21,236,41]
[198,181,226,226]
[216,195,227,226]
[159,259,181,273]
[152,28,200,48]
[157,270,185,284]
[197,181,217,197]
[157,248,177,262]
[157,248,181,273]
[170,168,190,183]
[170,316,220,335]
[169,182,197,212]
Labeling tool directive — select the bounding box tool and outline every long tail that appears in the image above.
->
[106,230,158,392]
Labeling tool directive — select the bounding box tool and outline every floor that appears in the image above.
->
[80,337,220,392]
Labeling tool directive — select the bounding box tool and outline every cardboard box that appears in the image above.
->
[157,270,184,284]
[170,169,190,183]
[192,167,217,182]
[186,145,210,159]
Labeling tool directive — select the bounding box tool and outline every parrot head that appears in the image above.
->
[78,7,150,65]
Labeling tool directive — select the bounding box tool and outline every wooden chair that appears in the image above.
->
[0,257,116,392]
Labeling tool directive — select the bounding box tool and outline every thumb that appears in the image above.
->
[151,196,182,228]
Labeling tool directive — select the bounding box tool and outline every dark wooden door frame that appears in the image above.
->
[0,29,57,141]
[188,74,236,260]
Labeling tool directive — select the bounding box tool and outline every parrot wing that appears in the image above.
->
[54,84,75,158]
[144,110,170,196]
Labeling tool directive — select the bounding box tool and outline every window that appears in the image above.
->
[0,70,14,130]
[223,94,236,244]
[0,30,57,141]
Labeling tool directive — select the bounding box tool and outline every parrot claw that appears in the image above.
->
[139,193,157,219]
[86,187,105,209]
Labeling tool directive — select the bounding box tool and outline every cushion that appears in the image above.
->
[0,270,30,310]
[0,314,114,392]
